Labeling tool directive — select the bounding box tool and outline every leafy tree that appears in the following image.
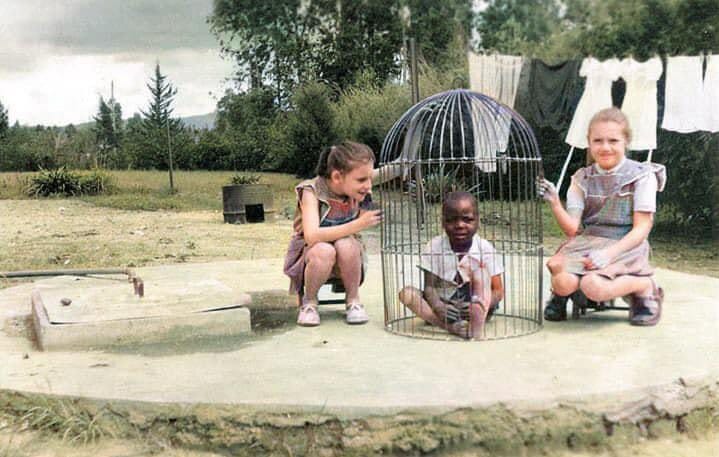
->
[93,95,123,167]
[405,0,473,69]
[282,81,338,177]
[210,0,325,102]
[216,87,278,170]
[475,0,561,53]
[210,0,473,100]
[315,0,403,89]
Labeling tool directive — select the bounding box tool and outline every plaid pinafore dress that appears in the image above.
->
[555,159,666,278]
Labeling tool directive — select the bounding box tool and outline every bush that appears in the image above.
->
[27,167,114,197]
[27,167,81,196]
[333,71,412,154]
[229,173,261,185]
[79,168,114,195]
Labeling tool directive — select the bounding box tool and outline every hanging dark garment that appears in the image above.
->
[515,58,584,131]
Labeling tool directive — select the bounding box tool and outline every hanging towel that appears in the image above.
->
[565,57,622,148]
[467,53,522,172]
[702,54,719,132]
[618,57,663,150]
[469,96,513,173]
[467,52,523,108]
[514,58,583,131]
[661,55,704,133]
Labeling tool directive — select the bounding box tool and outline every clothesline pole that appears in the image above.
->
[556,146,575,193]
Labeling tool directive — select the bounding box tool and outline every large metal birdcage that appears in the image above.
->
[378,89,544,340]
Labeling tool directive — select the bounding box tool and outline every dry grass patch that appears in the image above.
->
[0,199,294,274]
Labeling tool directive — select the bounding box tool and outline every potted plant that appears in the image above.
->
[222,173,274,223]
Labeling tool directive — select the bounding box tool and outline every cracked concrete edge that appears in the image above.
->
[1,375,718,456]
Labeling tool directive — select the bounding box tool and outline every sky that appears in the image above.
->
[0,0,235,126]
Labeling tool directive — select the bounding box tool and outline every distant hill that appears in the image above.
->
[181,112,216,130]
[67,111,216,131]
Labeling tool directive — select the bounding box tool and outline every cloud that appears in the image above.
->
[3,0,219,56]
[0,0,233,125]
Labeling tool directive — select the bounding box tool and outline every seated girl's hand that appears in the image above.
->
[583,249,610,270]
[536,178,559,204]
[356,209,383,230]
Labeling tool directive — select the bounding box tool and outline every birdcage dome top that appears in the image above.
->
[380,89,539,166]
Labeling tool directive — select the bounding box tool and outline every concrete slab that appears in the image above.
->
[1,256,718,416]
[29,275,251,351]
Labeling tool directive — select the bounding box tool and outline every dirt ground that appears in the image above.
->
[1,428,718,457]
[0,199,384,276]
[1,199,715,280]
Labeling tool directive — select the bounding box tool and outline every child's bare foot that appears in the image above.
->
[447,320,470,339]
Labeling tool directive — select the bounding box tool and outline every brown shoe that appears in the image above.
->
[630,286,663,326]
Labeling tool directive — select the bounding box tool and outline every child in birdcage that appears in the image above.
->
[399,191,504,339]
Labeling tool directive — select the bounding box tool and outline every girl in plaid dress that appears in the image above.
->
[538,108,666,326]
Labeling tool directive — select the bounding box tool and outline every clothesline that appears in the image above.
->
[467,50,718,188]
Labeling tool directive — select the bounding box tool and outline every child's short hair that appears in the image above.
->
[315,141,376,178]
[587,107,632,143]
[442,191,477,216]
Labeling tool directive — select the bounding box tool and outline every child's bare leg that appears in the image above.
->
[398,287,447,328]
[334,237,362,304]
[468,268,491,338]
[468,302,486,339]
[303,242,336,304]
[580,273,653,302]
[547,253,580,296]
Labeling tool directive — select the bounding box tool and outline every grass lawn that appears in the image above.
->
[1,170,717,279]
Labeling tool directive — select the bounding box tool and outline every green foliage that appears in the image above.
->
[78,168,115,195]
[423,168,460,203]
[132,64,185,170]
[27,167,114,197]
[229,173,261,185]
[190,128,232,170]
[0,125,57,171]
[216,87,278,170]
[210,0,472,100]
[0,100,8,138]
[282,81,338,177]
[317,0,404,90]
[406,0,473,69]
[333,71,412,153]
[475,0,561,54]
[16,398,109,444]
[654,132,718,236]
[27,167,81,197]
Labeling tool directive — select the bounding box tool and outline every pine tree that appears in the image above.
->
[136,63,182,170]
[93,95,123,167]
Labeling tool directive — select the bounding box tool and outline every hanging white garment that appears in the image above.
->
[398,106,433,179]
[467,52,521,172]
[565,57,621,148]
[468,96,513,173]
[467,52,523,108]
[702,54,719,132]
[661,55,705,133]
[619,57,663,150]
